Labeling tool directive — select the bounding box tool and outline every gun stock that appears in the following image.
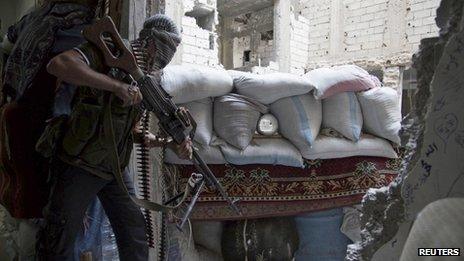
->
[82,16,144,79]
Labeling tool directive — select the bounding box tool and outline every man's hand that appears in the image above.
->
[114,82,143,107]
[168,137,193,160]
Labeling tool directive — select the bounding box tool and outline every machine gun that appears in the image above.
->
[82,16,241,230]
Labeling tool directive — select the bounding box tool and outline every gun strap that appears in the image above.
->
[103,94,190,212]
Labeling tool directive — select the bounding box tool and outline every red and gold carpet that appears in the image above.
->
[166,156,399,220]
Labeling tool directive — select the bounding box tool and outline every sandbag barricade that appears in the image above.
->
[160,65,400,165]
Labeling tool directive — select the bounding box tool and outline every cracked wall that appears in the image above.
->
[347,1,464,260]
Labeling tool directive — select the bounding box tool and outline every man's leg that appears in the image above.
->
[37,162,107,261]
[98,169,148,261]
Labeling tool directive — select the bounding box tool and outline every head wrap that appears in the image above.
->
[138,14,181,70]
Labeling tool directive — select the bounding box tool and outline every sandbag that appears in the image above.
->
[222,217,299,261]
[322,92,363,141]
[161,65,233,104]
[164,144,226,165]
[180,98,213,146]
[301,134,398,160]
[229,70,314,104]
[357,87,401,144]
[304,65,380,99]
[270,94,322,153]
[214,94,268,150]
[219,138,304,167]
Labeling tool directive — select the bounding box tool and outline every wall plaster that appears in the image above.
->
[346,0,464,260]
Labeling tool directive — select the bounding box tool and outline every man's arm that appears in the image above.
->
[47,49,141,106]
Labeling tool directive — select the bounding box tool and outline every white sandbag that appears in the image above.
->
[270,94,322,153]
[301,134,398,160]
[219,138,304,167]
[304,65,380,99]
[180,98,213,146]
[229,70,314,104]
[164,144,226,165]
[357,87,401,144]
[322,92,363,141]
[161,65,233,104]
[214,94,268,150]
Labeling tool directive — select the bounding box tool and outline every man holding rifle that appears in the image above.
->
[37,14,192,260]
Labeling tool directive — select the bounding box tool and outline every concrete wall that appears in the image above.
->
[300,0,331,60]
[217,0,438,75]
[298,0,440,68]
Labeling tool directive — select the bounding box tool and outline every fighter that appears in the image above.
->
[36,14,192,260]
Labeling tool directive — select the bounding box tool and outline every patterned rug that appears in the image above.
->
[165,156,399,220]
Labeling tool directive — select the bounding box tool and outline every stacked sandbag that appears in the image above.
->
[270,94,322,153]
[179,98,213,146]
[322,92,363,141]
[301,134,398,160]
[357,87,401,144]
[219,138,304,167]
[214,94,268,150]
[164,144,226,165]
[161,66,401,166]
[229,70,314,104]
[161,65,233,104]
[304,65,380,99]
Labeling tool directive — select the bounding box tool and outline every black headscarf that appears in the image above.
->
[138,14,182,71]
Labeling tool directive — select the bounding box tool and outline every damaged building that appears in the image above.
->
[1,0,463,261]
[145,0,439,115]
